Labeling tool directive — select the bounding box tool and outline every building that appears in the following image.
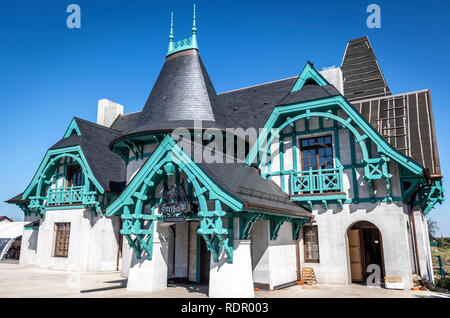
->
[0,216,27,261]
[6,10,444,297]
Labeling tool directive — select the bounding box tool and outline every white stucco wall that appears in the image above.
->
[412,208,434,283]
[298,202,415,289]
[20,229,38,265]
[120,238,133,278]
[209,218,254,298]
[34,208,120,272]
[127,222,171,292]
[19,215,40,266]
[252,220,297,290]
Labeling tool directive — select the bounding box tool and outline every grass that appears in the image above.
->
[432,246,450,290]
[431,246,450,277]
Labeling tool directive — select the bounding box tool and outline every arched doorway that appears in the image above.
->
[347,221,385,283]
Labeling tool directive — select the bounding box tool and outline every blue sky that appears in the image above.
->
[0,0,449,235]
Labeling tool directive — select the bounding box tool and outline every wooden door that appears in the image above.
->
[348,229,363,282]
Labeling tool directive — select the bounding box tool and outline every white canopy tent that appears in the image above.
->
[0,221,27,260]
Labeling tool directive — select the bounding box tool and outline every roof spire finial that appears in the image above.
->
[168,12,174,52]
[191,3,197,48]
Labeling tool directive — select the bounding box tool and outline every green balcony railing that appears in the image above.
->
[47,186,84,205]
[291,167,344,195]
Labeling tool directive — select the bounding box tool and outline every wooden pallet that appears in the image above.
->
[301,267,317,285]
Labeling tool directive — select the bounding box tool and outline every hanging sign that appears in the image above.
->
[160,201,190,215]
[159,185,191,223]
[160,202,190,223]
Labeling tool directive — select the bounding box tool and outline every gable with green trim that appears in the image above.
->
[106,135,310,263]
[106,136,242,263]
[291,62,330,92]
[63,118,82,138]
[21,145,105,216]
[245,62,439,212]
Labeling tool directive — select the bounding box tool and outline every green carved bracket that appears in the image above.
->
[239,213,264,240]
[292,219,309,240]
[270,216,290,241]
[418,180,444,215]
[121,212,161,260]
[125,140,145,162]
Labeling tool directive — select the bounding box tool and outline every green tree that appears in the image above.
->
[427,218,439,239]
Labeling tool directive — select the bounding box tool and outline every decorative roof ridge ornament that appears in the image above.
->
[166,4,199,57]
[191,3,197,48]
[168,12,174,52]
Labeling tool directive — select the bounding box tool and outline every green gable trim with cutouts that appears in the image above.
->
[22,145,104,200]
[291,62,330,92]
[63,118,82,138]
[246,94,424,176]
[106,135,243,216]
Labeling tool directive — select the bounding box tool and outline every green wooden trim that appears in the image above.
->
[63,118,81,138]
[292,218,309,240]
[267,143,272,180]
[106,136,243,216]
[280,124,344,139]
[45,204,85,210]
[333,110,341,167]
[291,167,344,195]
[291,125,298,173]
[107,135,239,263]
[23,145,104,200]
[290,193,347,202]
[270,216,290,240]
[24,226,39,230]
[418,180,444,215]
[166,5,198,56]
[247,94,424,176]
[291,62,330,92]
[290,195,403,205]
[279,140,285,192]
[348,131,359,203]
[237,212,309,241]
[239,213,264,240]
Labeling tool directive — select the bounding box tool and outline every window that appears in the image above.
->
[300,136,333,170]
[303,225,319,263]
[66,164,83,187]
[54,223,70,257]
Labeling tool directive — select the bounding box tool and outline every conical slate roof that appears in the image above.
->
[127,49,224,135]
